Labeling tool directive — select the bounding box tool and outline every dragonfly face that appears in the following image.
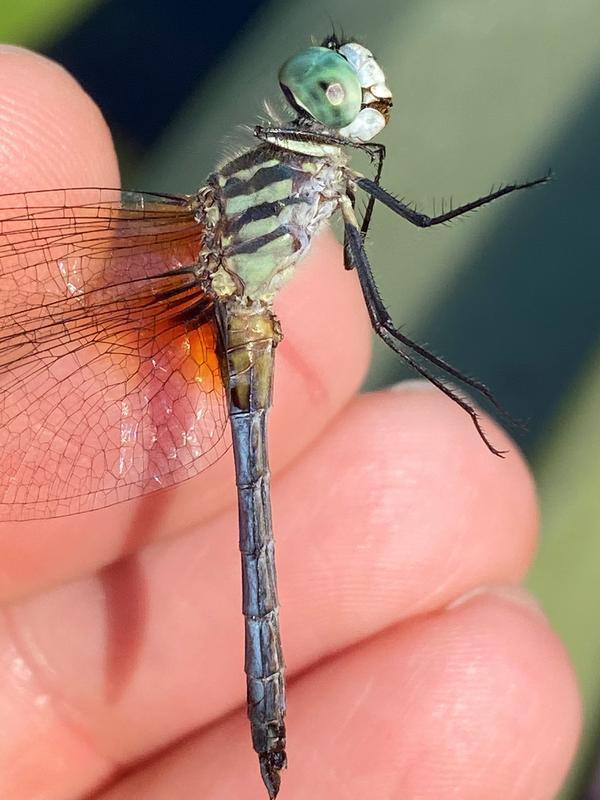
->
[278,38,393,143]
[0,31,548,800]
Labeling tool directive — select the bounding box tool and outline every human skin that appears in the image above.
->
[0,46,580,800]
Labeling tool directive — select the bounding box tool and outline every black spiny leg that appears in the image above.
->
[342,201,514,456]
[344,187,358,270]
[353,173,551,227]
[359,143,386,239]
[254,125,385,182]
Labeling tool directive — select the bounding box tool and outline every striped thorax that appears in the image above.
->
[199,37,392,306]
[202,144,348,304]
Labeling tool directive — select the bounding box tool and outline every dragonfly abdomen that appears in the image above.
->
[223,307,286,799]
[208,145,346,302]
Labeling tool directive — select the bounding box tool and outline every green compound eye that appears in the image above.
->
[279,46,362,129]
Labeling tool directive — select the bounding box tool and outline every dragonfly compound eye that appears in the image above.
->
[279,42,393,143]
[278,46,362,130]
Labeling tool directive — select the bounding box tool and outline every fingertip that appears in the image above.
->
[289,589,580,800]
[389,378,539,573]
[269,230,372,467]
[276,230,372,392]
[273,379,540,645]
[436,588,582,798]
[0,45,119,190]
[98,587,580,800]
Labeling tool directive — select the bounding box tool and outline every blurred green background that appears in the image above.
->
[1,1,598,797]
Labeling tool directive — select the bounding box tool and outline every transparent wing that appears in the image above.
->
[0,188,229,520]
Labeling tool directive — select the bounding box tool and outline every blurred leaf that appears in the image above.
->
[0,0,100,48]
[528,346,600,799]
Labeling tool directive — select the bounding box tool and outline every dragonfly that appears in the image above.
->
[0,33,548,799]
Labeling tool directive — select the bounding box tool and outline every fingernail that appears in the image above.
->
[447,584,546,617]
[389,378,439,392]
[0,44,32,55]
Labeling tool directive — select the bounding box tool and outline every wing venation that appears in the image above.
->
[0,187,230,520]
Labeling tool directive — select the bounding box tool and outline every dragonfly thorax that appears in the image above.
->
[204,145,347,303]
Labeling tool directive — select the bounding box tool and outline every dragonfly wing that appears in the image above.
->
[0,188,229,520]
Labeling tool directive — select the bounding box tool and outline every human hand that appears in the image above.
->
[0,46,580,800]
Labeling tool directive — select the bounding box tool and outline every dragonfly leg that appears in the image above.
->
[359,142,386,240]
[254,124,381,159]
[255,125,386,240]
[343,187,357,270]
[351,172,551,227]
[340,195,510,456]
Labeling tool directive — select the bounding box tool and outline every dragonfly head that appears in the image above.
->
[278,34,392,143]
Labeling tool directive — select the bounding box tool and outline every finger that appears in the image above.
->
[0,387,538,798]
[94,590,581,800]
[0,46,119,190]
[0,48,371,598]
